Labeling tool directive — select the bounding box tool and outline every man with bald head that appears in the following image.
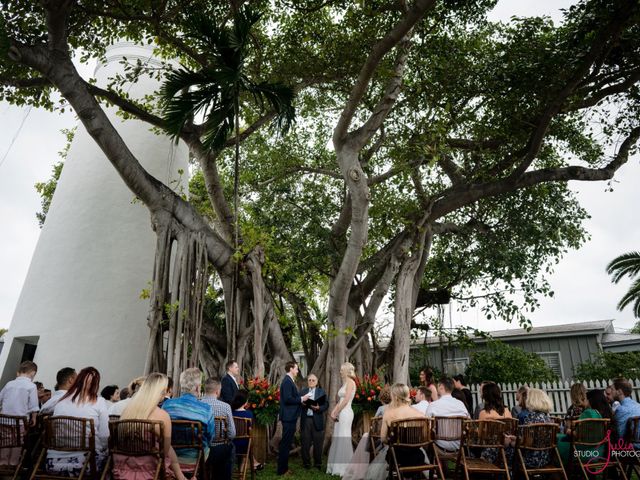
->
[300,374,328,470]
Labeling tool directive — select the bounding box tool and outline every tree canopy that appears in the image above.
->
[2,0,640,393]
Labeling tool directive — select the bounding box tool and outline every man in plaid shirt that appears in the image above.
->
[201,378,236,480]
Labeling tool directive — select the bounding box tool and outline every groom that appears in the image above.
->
[277,361,310,476]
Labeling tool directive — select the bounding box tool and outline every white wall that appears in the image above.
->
[0,43,188,389]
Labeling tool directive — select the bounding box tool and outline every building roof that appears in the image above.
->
[602,333,640,346]
[409,319,616,346]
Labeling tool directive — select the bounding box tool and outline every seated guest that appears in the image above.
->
[453,375,473,416]
[110,377,146,416]
[231,391,262,471]
[374,386,391,417]
[477,383,514,464]
[381,384,427,469]
[612,378,640,448]
[162,368,215,465]
[0,361,39,426]
[558,389,612,464]
[159,377,174,407]
[201,378,235,480]
[47,367,110,475]
[519,388,553,468]
[101,385,120,406]
[40,367,77,414]
[35,382,46,407]
[605,385,621,414]
[566,383,586,419]
[419,367,439,401]
[510,385,528,420]
[119,387,130,401]
[117,373,186,480]
[411,387,431,415]
[473,381,494,419]
[426,377,470,452]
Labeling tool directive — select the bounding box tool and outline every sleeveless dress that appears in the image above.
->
[326,383,354,476]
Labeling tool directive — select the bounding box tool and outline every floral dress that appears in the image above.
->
[520,411,552,468]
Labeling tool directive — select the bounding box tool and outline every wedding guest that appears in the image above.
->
[48,367,110,475]
[374,386,392,417]
[119,387,130,401]
[453,374,473,415]
[277,361,310,476]
[221,360,240,405]
[41,367,77,414]
[419,367,438,401]
[426,377,469,452]
[231,391,262,471]
[101,385,120,406]
[0,360,39,426]
[110,376,146,416]
[510,385,528,419]
[300,374,328,470]
[201,378,235,480]
[605,384,621,414]
[566,383,586,419]
[612,378,640,447]
[118,373,186,480]
[35,382,47,406]
[411,387,430,415]
[520,388,553,468]
[162,368,216,465]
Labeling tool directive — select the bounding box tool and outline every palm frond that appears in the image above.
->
[606,251,640,283]
[251,82,296,134]
[617,277,640,318]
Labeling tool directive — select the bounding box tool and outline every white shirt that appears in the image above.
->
[108,398,131,416]
[0,376,39,416]
[426,394,469,451]
[412,400,429,416]
[51,396,110,452]
[40,390,67,414]
[306,388,316,416]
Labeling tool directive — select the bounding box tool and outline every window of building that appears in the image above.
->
[536,351,564,378]
[443,357,469,376]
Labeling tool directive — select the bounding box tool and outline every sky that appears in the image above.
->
[0,1,639,334]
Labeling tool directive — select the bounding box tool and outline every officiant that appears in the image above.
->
[300,373,328,470]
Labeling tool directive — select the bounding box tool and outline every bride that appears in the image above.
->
[326,362,356,476]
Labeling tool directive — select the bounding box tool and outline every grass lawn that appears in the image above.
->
[256,457,335,479]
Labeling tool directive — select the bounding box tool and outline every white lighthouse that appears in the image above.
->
[0,43,188,389]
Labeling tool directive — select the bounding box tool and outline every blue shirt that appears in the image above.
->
[614,397,640,447]
[162,393,216,459]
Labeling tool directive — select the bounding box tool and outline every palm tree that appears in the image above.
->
[606,251,640,318]
[161,6,295,249]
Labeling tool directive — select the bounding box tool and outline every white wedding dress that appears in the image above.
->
[326,383,355,476]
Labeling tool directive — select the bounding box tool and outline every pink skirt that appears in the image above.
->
[113,454,175,480]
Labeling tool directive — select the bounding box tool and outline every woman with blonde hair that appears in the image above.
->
[520,388,554,468]
[116,373,186,480]
[327,362,356,475]
[566,383,587,419]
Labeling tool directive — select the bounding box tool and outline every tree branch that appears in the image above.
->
[332,0,435,145]
[0,75,51,88]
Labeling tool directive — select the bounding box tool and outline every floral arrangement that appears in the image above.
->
[352,373,384,415]
[245,377,280,426]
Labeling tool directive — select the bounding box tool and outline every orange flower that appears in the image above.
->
[268,396,273,400]
[252,403,257,408]
[367,397,372,401]
[355,394,360,399]
[376,386,381,390]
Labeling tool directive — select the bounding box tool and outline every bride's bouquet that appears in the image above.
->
[246,376,280,426]
[352,373,384,415]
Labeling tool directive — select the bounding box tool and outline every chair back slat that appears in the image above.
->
[213,417,228,444]
[0,414,27,448]
[45,416,95,452]
[626,416,640,444]
[109,419,164,456]
[369,416,383,439]
[518,423,559,450]
[499,417,518,436]
[232,417,251,439]
[463,420,508,448]
[388,417,433,448]
[572,418,610,446]
[433,416,465,442]
[171,420,202,450]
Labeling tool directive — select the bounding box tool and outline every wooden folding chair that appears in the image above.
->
[623,416,640,478]
[569,418,627,480]
[515,423,567,480]
[0,414,28,480]
[433,415,465,476]
[499,418,518,436]
[213,416,229,445]
[368,416,383,462]
[388,417,444,480]
[109,416,120,422]
[102,419,165,480]
[232,417,254,480]
[30,416,97,480]
[170,420,204,480]
[457,420,511,480]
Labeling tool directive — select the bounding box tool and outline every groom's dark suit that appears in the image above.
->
[277,374,302,474]
[300,385,328,468]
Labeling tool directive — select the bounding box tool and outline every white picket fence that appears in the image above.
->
[469,379,640,416]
